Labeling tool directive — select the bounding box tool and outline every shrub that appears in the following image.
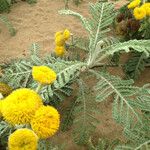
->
[0,2,150,149]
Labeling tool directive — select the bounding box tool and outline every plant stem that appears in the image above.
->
[36,83,43,93]
[87,4,104,67]
[90,63,150,69]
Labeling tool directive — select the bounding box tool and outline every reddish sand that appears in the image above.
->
[0,0,128,63]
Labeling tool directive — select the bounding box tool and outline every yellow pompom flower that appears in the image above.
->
[55,34,65,46]
[55,46,65,57]
[128,0,141,9]
[32,66,57,84]
[63,29,71,41]
[31,106,60,139]
[141,3,150,16]
[55,31,63,39]
[8,128,38,150]
[2,88,43,125]
[133,7,146,20]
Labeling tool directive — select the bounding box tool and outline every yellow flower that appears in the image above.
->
[55,34,65,46]
[32,66,57,84]
[133,7,146,20]
[63,29,71,41]
[31,106,60,139]
[128,0,141,9]
[0,82,12,96]
[55,46,65,57]
[2,88,43,125]
[55,31,63,39]
[55,29,70,46]
[141,3,150,16]
[8,128,38,150]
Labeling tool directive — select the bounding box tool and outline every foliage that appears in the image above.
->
[114,1,150,80]
[115,140,150,150]
[72,79,99,145]
[0,15,16,36]
[88,138,120,150]
[38,139,65,150]
[139,18,150,39]
[124,52,150,80]
[0,121,13,148]
[115,84,150,149]
[59,3,150,68]
[93,71,146,129]
[61,99,76,131]
[0,0,11,13]
[0,1,150,149]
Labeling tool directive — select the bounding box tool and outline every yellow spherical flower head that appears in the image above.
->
[31,106,60,139]
[55,34,65,46]
[2,88,43,125]
[141,3,150,16]
[55,31,63,39]
[128,0,141,9]
[63,29,71,41]
[133,7,146,20]
[55,46,65,57]
[8,128,38,150]
[32,66,57,84]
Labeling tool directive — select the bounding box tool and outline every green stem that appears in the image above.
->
[87,4,104,67]
[36,83,43,93]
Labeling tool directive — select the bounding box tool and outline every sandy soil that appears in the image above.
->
[0,0,149,150]
[0,0,93,62]
[0,0,129,63]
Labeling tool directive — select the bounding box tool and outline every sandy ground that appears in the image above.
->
[0,0,128,63]
[0,0,149,150]
[0,0,93,62]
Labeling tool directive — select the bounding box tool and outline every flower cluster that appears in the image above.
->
[127,0,141,9]
[54,29,71,57]
[0,66,60,149]
[128,1,150,20]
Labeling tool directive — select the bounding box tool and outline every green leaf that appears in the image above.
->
[124,52,148,80]
[93,71,143,128]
